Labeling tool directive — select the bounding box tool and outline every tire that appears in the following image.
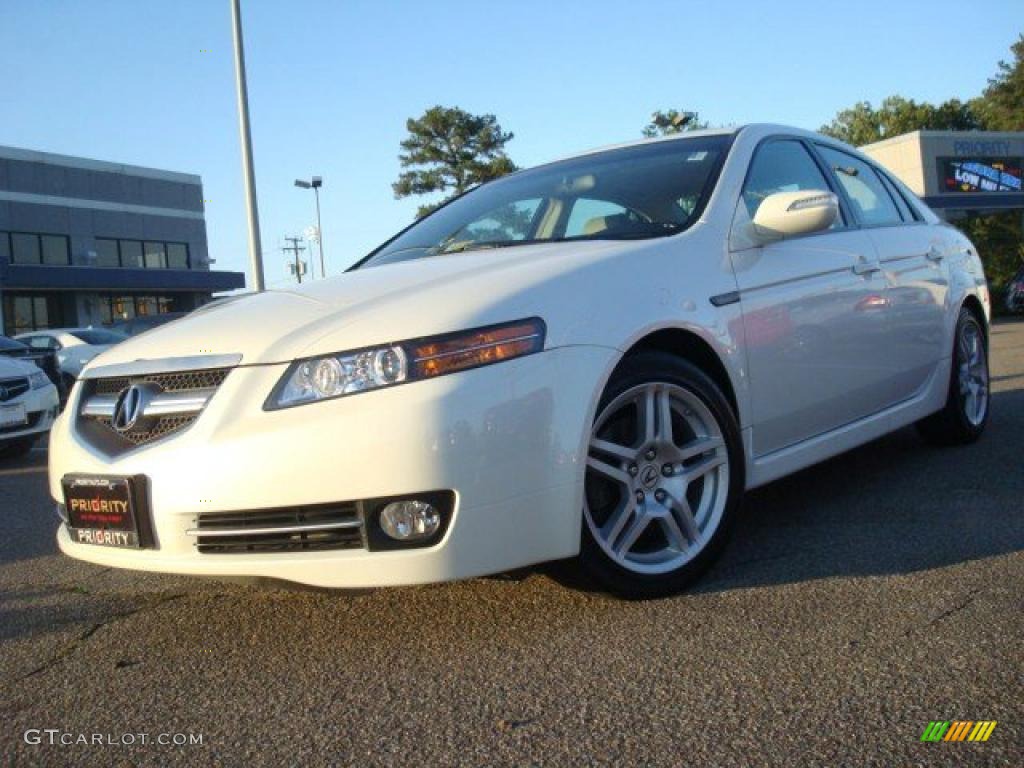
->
[916,307,990,446]
[0,436,37,460]
[578,351,744,598]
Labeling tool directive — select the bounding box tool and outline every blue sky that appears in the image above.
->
[1,0,1021,287]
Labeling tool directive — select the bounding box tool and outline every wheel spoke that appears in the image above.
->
[658,512,689,551]
[601,497,636,545]
[613,511,650,556]
[589,436,636,462]
[681,452,726,483]
[657,387,674,444]
[677,435,723,462]
[640,387,657,443]
[665,494,701,543]
[586,456,631,486]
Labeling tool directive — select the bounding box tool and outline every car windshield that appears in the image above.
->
[71,330,127,345]
[0,336,27,352]
[357,134,732,269]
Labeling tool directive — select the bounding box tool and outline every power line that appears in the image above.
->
[281,236,307,284]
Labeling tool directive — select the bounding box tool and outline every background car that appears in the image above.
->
[0,355,60,459]
[1006,266,1024,313]
[15,328,126,396]
[0,335,60,388]
[109,312,186,337]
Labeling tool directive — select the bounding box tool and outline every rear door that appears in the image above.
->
[816,145,948,403]
[730,138,892,456]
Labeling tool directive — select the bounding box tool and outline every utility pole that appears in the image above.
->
[295,176,325,278]
[230,0,265,291]
[282,237,307,284]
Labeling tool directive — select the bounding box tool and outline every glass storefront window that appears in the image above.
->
[2,293,62,334]
[96,238,120,267]
[41,235,70,265]
[144,242,167,269]
[167,242,189,269]
[120,240,143,268]
[11,233,41,265]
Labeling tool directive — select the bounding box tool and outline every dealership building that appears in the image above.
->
[0,145,245,336]
[861,130,1024,222]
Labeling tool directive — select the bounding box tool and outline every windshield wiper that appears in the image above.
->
[435,240,525,255]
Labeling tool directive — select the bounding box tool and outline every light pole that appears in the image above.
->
[295,176,325,279]
[230,0,265,291]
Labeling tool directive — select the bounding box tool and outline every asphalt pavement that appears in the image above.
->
[1,321,1022,767]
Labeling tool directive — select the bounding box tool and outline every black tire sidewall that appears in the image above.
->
[579,351,745,598]
[950,310,989,439]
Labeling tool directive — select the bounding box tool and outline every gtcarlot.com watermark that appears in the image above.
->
[24,729,203,747]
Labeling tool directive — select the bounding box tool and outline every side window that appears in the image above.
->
[742,140,836,220]
[816,146,902,227]
[564,198,631,237]
[877,170,919,222]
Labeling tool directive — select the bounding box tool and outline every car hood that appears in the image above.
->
[83,239,636,372]
[0,355,39,378]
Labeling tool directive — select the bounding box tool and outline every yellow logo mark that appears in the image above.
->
[942,721,997,742]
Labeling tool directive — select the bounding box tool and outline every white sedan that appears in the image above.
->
[49,124,990,597]
[16,328,127,392]
[0,356,59,459]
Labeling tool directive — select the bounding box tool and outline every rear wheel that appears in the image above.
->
[578,352,744,598]
[917,307,989,446]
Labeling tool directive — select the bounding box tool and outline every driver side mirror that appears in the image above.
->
[751,190,838,243]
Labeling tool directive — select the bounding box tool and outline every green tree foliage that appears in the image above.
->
[958,212,1024,294]
[642,110,708,137]
[971,34,1024,131]
[819,96,982,146]
[820,35,1024,308]
[393,106,516,218]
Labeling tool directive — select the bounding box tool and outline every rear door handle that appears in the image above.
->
[926,246,944,262]
[852,258,882,276]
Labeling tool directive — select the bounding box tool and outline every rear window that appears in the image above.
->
[71,330,127,345]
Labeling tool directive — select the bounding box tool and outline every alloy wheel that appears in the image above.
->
[584,382,730,575]
[958,320,988,427]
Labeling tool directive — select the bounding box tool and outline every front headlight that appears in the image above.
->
[29,371,50,390]
[267,317,545,410]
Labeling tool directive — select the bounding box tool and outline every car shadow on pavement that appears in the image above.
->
[695,386,1024,594]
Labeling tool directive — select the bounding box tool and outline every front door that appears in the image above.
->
[730,138,892,456]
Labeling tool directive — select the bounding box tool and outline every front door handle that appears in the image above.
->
[852,258,882,276]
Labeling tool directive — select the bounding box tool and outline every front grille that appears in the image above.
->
[91,413,199,446]
[0,411,41,435]
[79,367,231,451]
[92,368,231,396]
[189,503,365,554]
[0,377,30,402]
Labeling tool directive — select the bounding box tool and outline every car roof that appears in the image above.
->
[547,123,857,164]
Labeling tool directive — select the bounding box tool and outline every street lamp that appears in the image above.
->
[295,176,325,279]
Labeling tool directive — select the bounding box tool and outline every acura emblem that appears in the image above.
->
[112,384,148,433]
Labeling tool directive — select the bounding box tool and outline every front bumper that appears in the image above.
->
[1,384,59,444]
[51,346,616,588]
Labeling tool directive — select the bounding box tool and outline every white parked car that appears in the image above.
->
[16,328,127,392]
[49,125,990,597]
[0,355,59,459]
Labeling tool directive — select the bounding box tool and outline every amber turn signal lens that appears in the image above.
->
[409,318,545,379]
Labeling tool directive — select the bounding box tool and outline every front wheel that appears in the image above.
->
[578,352,744,598]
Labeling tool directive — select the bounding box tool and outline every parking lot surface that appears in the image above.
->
[1,321,1022,767]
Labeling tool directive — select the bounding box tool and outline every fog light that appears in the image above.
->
[379,500,441,541]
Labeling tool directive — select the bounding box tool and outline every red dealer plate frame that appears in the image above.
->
[62,475,152,549]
